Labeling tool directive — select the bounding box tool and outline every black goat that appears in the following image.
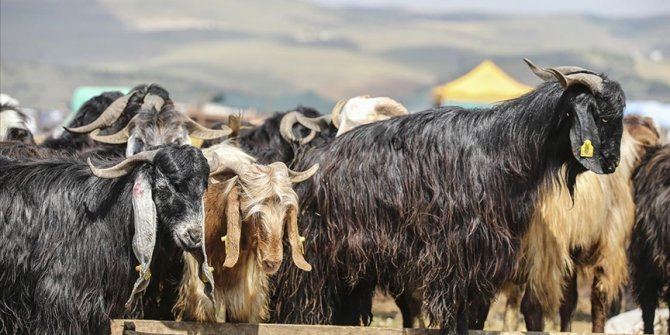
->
[269,59,625,334]
[629,144,670,335]
[67,84,231,157]
[41,91,125,153]
[202,106,336,164]
[0,145,214,334]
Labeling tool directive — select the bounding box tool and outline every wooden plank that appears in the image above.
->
[110,319,623,335]
[111,320,440,335]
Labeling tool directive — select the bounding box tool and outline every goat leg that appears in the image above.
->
[638,277,659,335]
[521,286,544,331]
[559,271,578,331]
[590,269,608,333]
[468,294,490,330]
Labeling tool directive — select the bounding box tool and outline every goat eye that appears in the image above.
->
[601,118,608,123]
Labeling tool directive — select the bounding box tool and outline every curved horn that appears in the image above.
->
[280,111,331,145]
[209,159,247,178]
[65,91,135,134]
[297,114,331,132]
[279,111,303,143]
[286,207,311,271]
[525,58,603,94]
[330,100,347,129]
[562,73,604,95]
[88,115,136,144]
[183,117,232,140]
[375,98,409,117]
[288,164,319,183]
[223,185,242,268]
[524,58,557,82]
[88,149,158,179]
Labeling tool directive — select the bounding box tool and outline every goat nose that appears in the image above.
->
[187,227,202,245]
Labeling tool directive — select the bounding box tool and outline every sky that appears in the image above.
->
[313,0,670,18]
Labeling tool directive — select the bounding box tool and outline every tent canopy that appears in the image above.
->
[433,60,532,105]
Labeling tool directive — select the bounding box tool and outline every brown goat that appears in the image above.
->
[174,145,317,322]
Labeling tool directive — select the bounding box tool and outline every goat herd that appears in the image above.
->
[0,59,668,335]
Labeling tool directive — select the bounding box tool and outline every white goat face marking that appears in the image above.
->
[0,109,29,140]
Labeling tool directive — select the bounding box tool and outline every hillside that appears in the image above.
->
[1,0,669,113]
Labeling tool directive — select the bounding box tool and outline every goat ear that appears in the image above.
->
[569,96,604,174]
[223,185,242,268]
[194,199,215,301]
[286,207,312,271]
[125,171,157,310]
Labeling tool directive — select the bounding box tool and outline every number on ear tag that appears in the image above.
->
[580,140,594,158]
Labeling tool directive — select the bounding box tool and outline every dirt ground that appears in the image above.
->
[369,274,651,332]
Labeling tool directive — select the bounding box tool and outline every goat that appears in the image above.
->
[268,59,625,334]
[65,83,231,156]
[0,93,34,144]
[500,114,660,333]
[629,143,670,335]
[279,96,408,146]
[201,106,334,164]
[0,145,215,334]
[329,95,409,137]
[201,97,407,165]
[41,91,125,153]
[173,143,318,322]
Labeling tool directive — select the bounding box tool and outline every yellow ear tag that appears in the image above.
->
[221,235,227,244]
[298,236,306,254]
[580,140,594,158]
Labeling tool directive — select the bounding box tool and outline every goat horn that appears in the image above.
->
[65,91,135,134]
[88,114,137,144]
[88,149,158,179]
[183,117,232,140]
[280,111,331,145]
[288,164,319,183]
[563,73,604,94]
[286,207,311,271]
[524,58,603,94]
[524,58,557,82]
[375,97,409,117]
[223,185,241,268]
[330,99,347,129]
[209,160,247,178]
[279,111,303,143]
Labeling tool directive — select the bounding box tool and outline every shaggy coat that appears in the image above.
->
[41,91,125,153]
[269,73,625,334]
[629,144,670,335]
[203,107,336,164]
[0,145,213,334]
[504,116,660,333]
[174,144,316,323]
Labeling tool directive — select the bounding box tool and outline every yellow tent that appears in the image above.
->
[432,60,532,105]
